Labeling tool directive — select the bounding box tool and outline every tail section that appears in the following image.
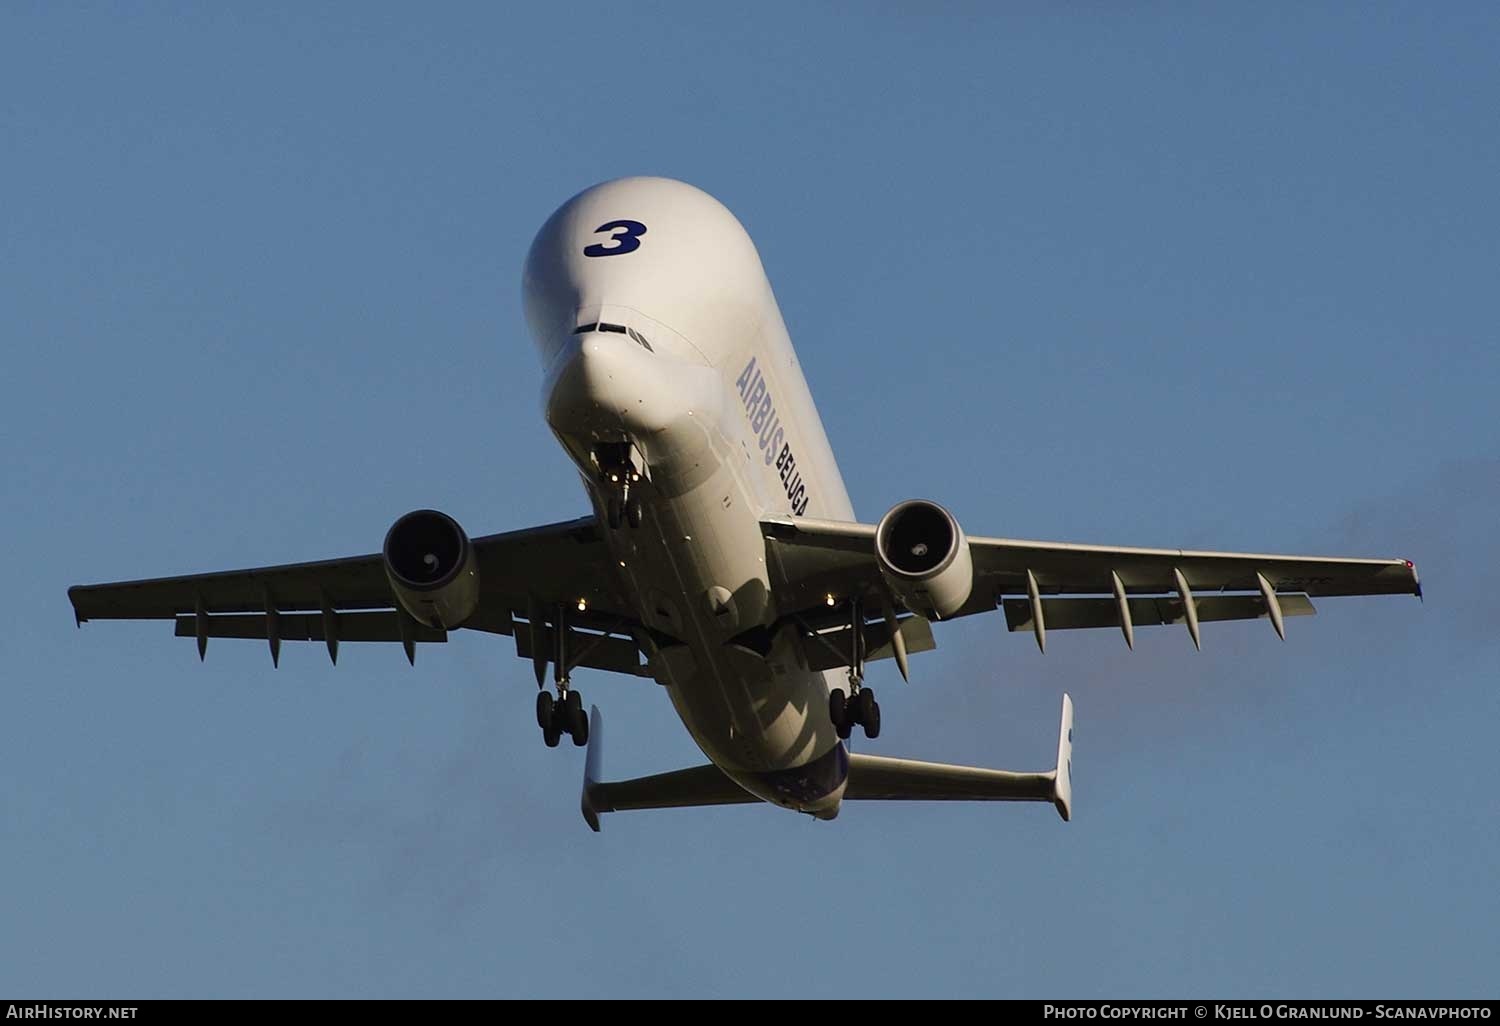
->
[580,706,606,832]
[842,693,1076,822]
[579,696,1075,830]
[579,705,759,832]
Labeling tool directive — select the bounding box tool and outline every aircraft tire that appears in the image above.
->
[829,688,848,733]
[564,690,588,746]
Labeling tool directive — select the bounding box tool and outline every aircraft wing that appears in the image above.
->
[761,513,1420,653]
[68,516,649,672]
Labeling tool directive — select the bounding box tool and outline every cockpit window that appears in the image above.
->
[573,321,653,353]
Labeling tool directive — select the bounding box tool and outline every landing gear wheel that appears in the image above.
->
[829,688,852,739]
[856,687,876,727]
[537,691,562,747]
[862,698,881,740]
[606,496,623,529]
[625,496,643,528]
[564,690,588,746]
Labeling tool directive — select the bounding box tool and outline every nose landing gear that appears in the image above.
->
[595,442,644,529]
[605,491,642,530]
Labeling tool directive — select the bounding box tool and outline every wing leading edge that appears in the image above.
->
[68,515,653,672]
[762,513,1419,652]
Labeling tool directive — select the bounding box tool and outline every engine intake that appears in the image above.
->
[875,499,973,620]
[382,509,479,629]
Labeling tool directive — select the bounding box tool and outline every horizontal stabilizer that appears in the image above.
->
[579,697,1077,830]
[581,707,756,831]
[845,693,1074,821]
[1002,593,1314,634]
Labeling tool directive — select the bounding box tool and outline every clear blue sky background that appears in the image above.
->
[4,3,1496,999]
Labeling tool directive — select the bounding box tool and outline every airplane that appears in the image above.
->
[67,176,1422,831]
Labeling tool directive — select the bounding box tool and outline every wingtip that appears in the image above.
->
[1403,559,1422,602]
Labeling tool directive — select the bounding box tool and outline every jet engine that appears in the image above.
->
[382,509,480,629]
[874,499,974,620]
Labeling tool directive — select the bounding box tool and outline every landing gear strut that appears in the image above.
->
[827,598,880,740]
[535,603,589,747]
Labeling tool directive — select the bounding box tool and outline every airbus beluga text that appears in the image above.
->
[69,177,1421,830]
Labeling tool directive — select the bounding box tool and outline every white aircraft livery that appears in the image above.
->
[69,177,1422,830]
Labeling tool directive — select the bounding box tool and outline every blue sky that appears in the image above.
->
[3,3,1496,998]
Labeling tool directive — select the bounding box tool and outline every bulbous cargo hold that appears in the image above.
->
[382,509,480,629]
[875,500,974,620]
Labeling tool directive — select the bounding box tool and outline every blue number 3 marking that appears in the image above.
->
[583,220,647,257]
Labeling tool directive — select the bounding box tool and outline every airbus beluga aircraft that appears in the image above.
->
[68,177,1421,831]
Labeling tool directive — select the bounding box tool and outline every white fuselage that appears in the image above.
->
[523,177,853,817]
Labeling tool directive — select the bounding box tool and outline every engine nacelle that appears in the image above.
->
[875,499,974,620]
[382,509,480,629]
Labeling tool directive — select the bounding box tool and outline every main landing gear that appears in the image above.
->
[827,597,881,740]
[596,442,643,529]
[828,685,880,741]
[536,688,587,748]
[534,602,589,748]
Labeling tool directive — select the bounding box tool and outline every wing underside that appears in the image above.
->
[68,515,656,674]
[762,514,1419,653]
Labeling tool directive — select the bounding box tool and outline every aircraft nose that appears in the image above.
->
[544,331,666,437]
[543,323,724,449]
